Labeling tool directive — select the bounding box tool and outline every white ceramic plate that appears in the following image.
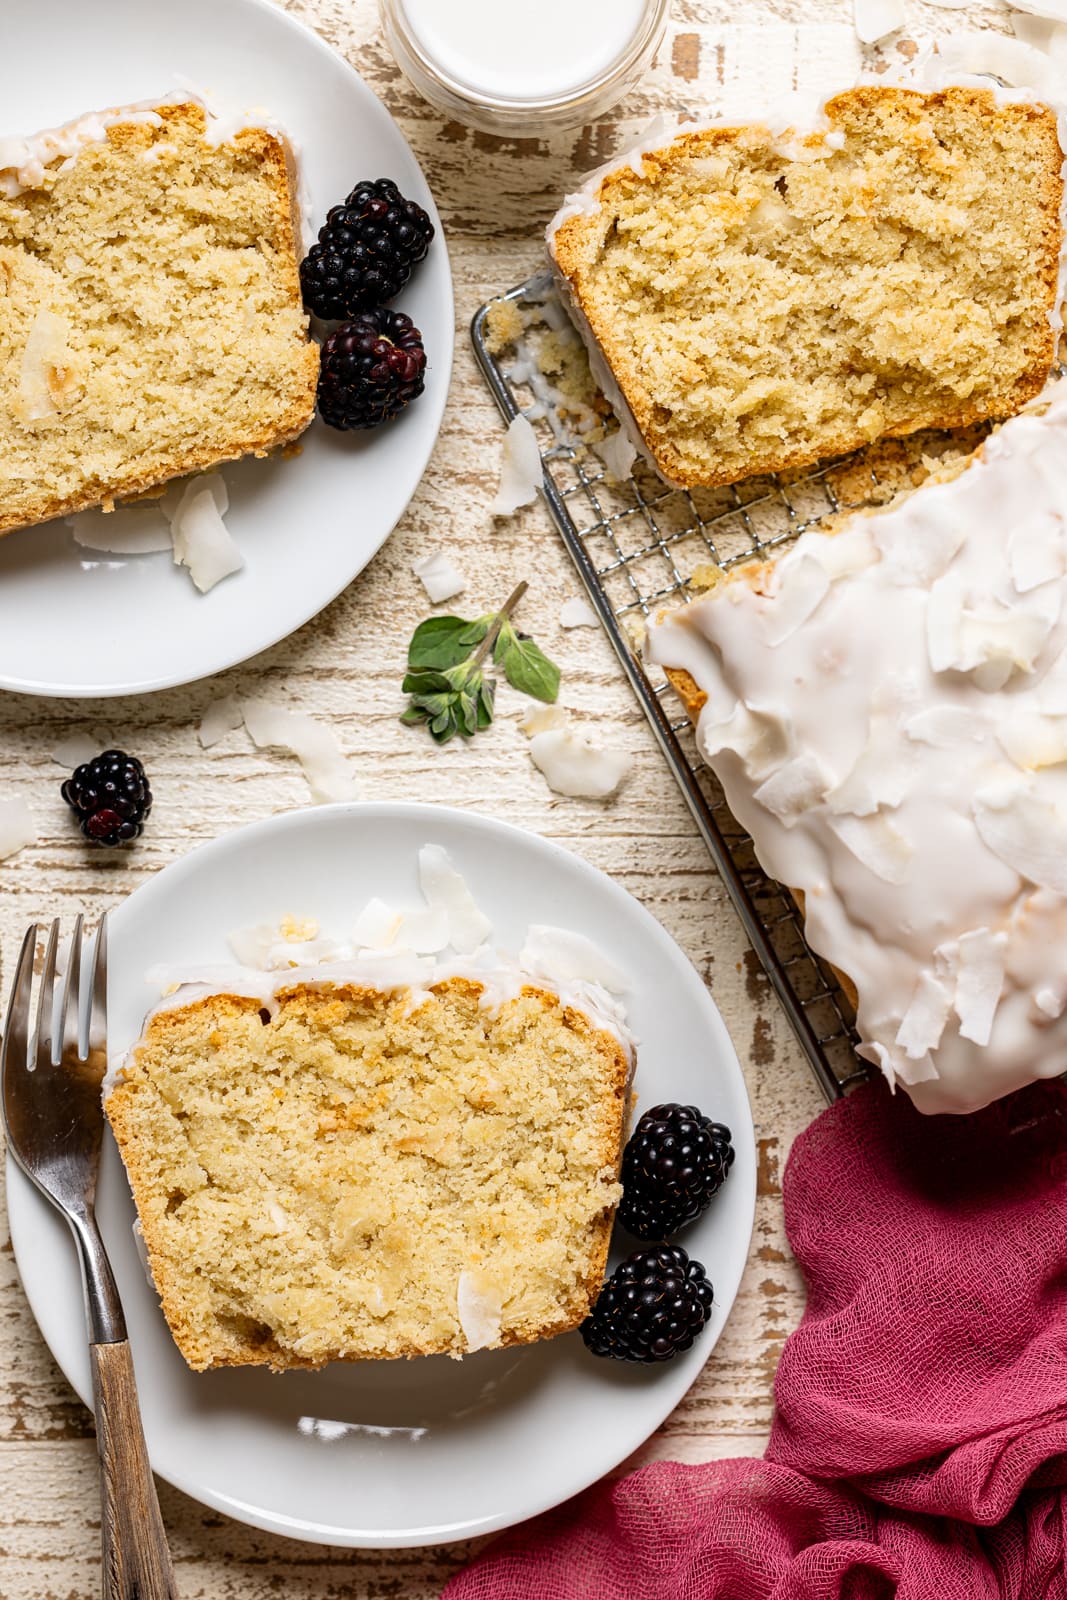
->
[7,804,755,1547]
[0,0,453,698]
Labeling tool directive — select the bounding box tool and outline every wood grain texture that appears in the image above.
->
[90,1342,179,1600]
[0,1,1014,1596]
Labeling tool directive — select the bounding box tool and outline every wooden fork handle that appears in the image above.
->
[90,1340,180,1600]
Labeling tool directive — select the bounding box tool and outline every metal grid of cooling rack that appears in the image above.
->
[472,270,872,1104]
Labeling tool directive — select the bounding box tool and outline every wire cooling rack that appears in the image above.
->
[471,271,888,1103]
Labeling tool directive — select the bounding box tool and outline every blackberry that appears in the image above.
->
[618,1103,735,1241]
[317,309,426,430]
[61,750,152,846]
[581,1245,713,1363]
[299,177,434,319]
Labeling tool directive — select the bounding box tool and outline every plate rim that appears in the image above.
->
[6,801,756,1547]
[0,0,455,700]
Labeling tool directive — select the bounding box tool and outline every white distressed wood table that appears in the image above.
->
[0,1,1008,1594]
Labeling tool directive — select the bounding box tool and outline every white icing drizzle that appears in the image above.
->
[647,393,1067,1115]
[0,101,170,198]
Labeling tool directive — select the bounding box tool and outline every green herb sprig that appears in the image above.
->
[401,581,561,745]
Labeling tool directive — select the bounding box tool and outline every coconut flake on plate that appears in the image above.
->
[412,550,468,604]
[0,797,36,862]
[853,0,906,45]
[520,925,628,994]
[166,473,243,595]
[456,1270,503,1353]
[67,502,173,555]
[490,414,541,516]
[352,897,404,950]
[559,597,599,630]
[418,844,492,954]
[593,430,638,482]
[241,698,357,804]
[227,923,278,967]
[198,693,243,749]
[527,723,629,799]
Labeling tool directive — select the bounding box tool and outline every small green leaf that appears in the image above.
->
[402,667,453,694]
[496,632,561,704]
[399,705,428,726]
[477,678,496,728]
[408,616,478,671]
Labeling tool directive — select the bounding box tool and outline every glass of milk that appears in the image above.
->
[380,0,671,135]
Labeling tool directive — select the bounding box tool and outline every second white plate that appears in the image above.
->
[0,0,453,697]
[7,803,755,1546]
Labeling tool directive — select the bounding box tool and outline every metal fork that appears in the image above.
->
[2,916,178,1600]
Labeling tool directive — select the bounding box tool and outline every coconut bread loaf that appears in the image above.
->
[0,100,318,537]
[548,87,1063,489]
[106,970,629,1371]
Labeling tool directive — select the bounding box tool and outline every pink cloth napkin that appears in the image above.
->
[444,1077,1067,1599]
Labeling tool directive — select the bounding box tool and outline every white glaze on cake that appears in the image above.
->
[647,394,1067,1114]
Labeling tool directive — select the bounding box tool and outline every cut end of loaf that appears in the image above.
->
[105,977,629,1371]
[551,87,1063,489]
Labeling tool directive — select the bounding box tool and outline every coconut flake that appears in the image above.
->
[700,701,790,781]
[761,555,830,646]
[559,597,599,630]
[241,699,357,804]
[952,928,1006,1047]
[853,0,905,44]
[132,1219,157,1290]
[827,724,915,816]
[1009,512,1066,594]
[393,906,451,954]
[412,550,467,604]
[593,430,638,482]
[457,1270,503,1353]
[0,797,36,862]
[352,898,404,950]
[167,474,243,594]
[528,725,629,799]
[521,704,569,736]
[895,970,954,1059]
[752,753,833,826]
[903,706,982,747]
[490,415,541,516]
[227,923,277,967]
[997,713,1067,771]
[827,812,912,884]
[926,578,1051,687]
[973,781,1067,893]
[418,844,492,954]
[67,502,173,554]
[520,925,628,993]
[198,693,243,749]
[875,519,964,588]
[803,525,878,583]
[923,31,1063,97]
[15,309,81,422]
[51,732,105,769]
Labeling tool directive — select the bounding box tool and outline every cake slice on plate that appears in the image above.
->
[548,87,1063,488]
[647,393,1067,1114]
[106,959,630,1370]
[0,100,319,536]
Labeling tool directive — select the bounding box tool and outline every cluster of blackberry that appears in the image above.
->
[581,1104,736,1364]
[300,177,434,430]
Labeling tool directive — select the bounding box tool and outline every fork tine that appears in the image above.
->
[87,912,108,1058]
[1,923,38,1078]
[30,920,59,1072]
[60,913,83,1064]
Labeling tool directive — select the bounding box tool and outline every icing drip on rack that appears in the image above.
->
[647,393,1067,1114]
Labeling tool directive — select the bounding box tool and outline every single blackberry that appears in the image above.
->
[300,177,434,319]
[317,309,426,430]
[581,1245,713,1363]
[618,1103,735,1241]
[61,750,152,847]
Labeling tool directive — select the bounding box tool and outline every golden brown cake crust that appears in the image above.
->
[552,87,1063,489]
[0,102,319,536]
[106,977,630,1372]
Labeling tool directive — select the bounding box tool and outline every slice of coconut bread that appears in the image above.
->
[549,87,1063,488]
[106,976,629,1371]
[0,101,318,536]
